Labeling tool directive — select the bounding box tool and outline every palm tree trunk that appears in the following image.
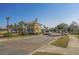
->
[7,19,9,37]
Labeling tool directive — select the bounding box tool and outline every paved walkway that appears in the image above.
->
[66,35,79,55]
[32,35,79,55]
[68,35,79,48]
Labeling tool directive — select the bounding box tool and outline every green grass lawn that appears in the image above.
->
[32,52,62,55]
[51,35,69,48]
[0,31,7,36]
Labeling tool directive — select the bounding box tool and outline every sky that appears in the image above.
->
[0,3,79,28]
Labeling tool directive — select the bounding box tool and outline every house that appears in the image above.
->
[26,19,42,34]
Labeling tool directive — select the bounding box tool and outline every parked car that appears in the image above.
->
[43,31,51,35]
[50,33,61,36]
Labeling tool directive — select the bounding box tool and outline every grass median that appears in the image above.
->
[50,35,69,48]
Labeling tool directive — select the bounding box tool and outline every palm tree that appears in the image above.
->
[8,24,13,32]
[43,25,48,31]
[13,23,18,33]
[6,16,10,37]
[18,21,25,35]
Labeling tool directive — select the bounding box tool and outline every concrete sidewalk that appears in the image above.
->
[66,35,79,55]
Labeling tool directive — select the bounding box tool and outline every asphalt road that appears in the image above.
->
[0,35,59,55]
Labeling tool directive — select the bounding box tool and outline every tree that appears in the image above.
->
[49,28,55,32]
[8,24,13,33]
[13,23,18,33]
[43,25,49,32]
[67,21,79,34]
[35,18,38,23]
[6,16,10,37]
[43,25,49,30]
[18,21,26,35]
[55,23,68,35]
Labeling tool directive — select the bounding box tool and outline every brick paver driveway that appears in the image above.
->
[0,35,59,55]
